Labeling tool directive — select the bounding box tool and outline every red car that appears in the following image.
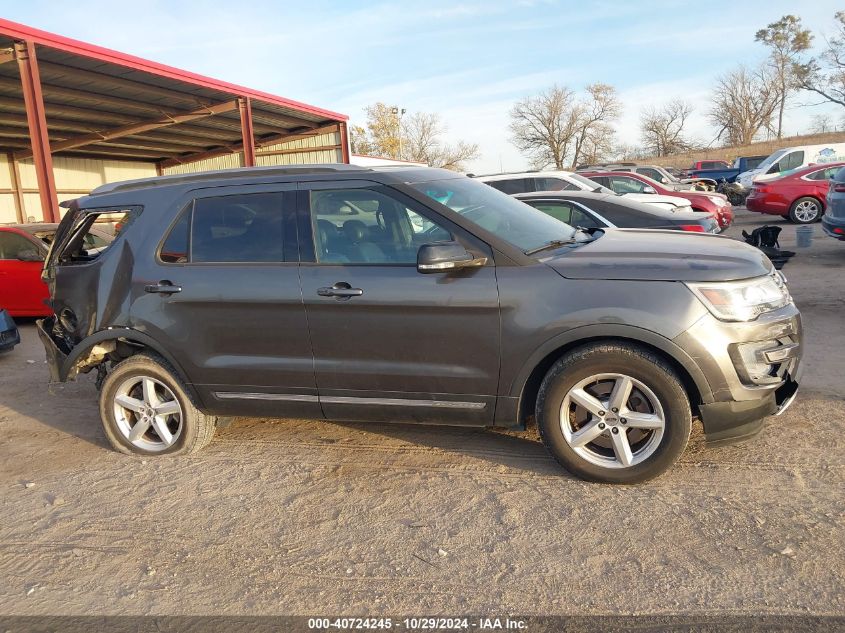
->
[0,223,112,316]
[689,160,730,171]
[581,171,734,229]
[745,162,845,224]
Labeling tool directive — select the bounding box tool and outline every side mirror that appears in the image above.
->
[17,249,44,262]
[417,242,487,274]
[642,186,657,194]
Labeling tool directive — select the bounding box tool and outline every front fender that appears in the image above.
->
[508,322,715,406]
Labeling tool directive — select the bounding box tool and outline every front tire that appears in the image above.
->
[536,343,692,484]
[788,197,822,224]
[99,353,216,456]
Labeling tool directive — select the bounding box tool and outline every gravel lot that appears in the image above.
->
[1,207,843,616]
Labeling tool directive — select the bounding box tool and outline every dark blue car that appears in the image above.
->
[0,309,20,352]
[823,168,845,241]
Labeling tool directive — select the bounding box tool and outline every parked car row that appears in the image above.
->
[475,169,731,230]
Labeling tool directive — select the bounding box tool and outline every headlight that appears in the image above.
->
[686,272,791,322]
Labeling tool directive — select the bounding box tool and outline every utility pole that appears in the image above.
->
[391,106,406,160]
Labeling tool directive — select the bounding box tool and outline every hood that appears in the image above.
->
[543,228,772,282]
[624,193,691,207]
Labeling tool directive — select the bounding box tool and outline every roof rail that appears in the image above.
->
[90,164,371,195]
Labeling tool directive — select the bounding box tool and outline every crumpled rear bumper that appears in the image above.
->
[36,316,69,382]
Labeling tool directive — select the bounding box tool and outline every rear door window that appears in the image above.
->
[534,177,576,191]
[159,192,286,264]
[609,176,647,194]
[638,168,664,182]
[486,178,532,194]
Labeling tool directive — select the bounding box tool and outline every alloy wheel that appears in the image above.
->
[113,375,183,451]
[559,373,665,469]
[794,200,820,222]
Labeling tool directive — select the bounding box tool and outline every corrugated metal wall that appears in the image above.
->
[1,154,156,223]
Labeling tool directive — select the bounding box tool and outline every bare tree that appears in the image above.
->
[795,11,845,109]
[709,65,780,146]
[509,85,582,169]
[509,83,621,169]
[350,103,479,170]
[755,15,813,138]
[639,100,694,156]
[401,112,479,170]
[572,83,621,166]
[810,113,834,133]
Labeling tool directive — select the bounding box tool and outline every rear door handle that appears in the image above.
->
[317,282,363,298]
[145,281,182,294]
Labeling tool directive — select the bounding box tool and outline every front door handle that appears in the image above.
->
[317,282,363,299]
[145,280,182,295]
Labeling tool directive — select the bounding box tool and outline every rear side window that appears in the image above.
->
[534,177,576,191]
[159,192,285,264]
[54,208,134,266]
[486,178,531,194]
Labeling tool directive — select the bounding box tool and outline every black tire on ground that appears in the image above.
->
[788,197,823,224]
[536,342,692,484]
[98,353,216,456]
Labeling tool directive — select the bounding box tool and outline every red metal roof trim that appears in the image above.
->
[0,18,348,121]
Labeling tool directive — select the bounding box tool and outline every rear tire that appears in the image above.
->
[788,197,822,224]
[536,343,692,484]
[99,353,216,456]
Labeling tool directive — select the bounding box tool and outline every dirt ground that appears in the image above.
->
[1,208,843,617]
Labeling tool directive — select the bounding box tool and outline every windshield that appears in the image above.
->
[568,173,615,194]
[410,177,578,252]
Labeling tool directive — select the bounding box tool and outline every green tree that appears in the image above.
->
[755,15,813,138]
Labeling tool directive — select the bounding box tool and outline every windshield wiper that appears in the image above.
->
[524,239,578,255]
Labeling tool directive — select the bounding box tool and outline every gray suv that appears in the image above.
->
[37,165,801,483]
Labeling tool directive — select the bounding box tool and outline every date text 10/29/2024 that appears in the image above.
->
[307,617,528,630]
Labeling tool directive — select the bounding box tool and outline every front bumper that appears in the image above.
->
[821,214,845,240]
[674,303,802,444]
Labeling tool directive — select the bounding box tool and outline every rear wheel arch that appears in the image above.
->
[61,328,201,404]
[512,328,710,429]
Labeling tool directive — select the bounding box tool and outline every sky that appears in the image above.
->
[5,0,845,172]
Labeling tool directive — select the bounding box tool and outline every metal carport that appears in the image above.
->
[0,18,349,223]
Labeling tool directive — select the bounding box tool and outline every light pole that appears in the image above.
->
[391,106,406,160]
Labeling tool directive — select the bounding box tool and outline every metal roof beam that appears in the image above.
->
[60,145,168,160]
[14,99,238,159]
[158,123,341,169]
[0,91,245,141]
[251,110,319,130]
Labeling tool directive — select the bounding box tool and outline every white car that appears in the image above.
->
[475,171,694,212]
